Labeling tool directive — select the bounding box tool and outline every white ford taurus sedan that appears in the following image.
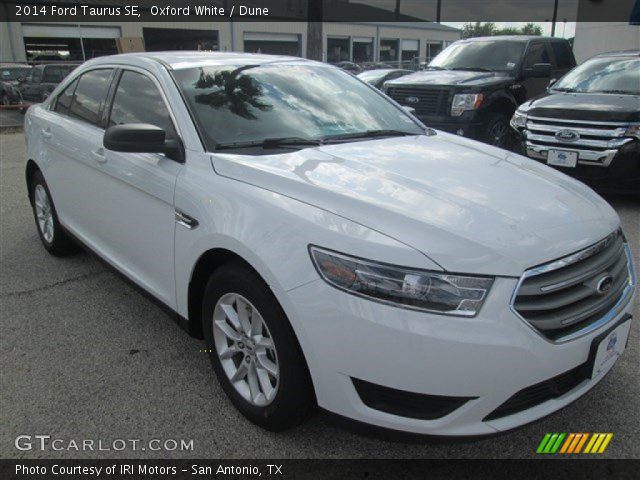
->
[24,52,636,436]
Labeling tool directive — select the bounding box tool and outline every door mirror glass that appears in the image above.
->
[529,63,551,78]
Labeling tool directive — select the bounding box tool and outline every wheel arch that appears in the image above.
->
[25,159,40,204]
[481,91,518,118]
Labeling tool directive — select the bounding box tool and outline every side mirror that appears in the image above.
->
[528,63,551,78]
[402,105,417,115]
[548,78,557,87]
[103,123,183,162]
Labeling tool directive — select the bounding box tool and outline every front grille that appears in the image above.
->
[524,116,635,166]
[513,230,632,341]
[385,86,452,116]
[352,378,475,420]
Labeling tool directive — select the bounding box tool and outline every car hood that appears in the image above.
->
[212,134,619,276]
[520,92,640,122]
[385,69,511,88]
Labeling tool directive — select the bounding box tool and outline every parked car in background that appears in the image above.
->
[1,63,31,106]
[335,61,362,73]
[19,63,78,103]
[357,68,412,89]
[24,52,635,436]
[384,36,576,148]
[511,51,639,195]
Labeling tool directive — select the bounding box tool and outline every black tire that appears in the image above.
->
[29,170,80,256]
[202,261,315,431]
[483,114,512,149]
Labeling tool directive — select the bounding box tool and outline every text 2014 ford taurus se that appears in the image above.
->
[24,53,636,436]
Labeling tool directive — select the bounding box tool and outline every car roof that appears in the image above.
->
[87,51,322,70]
[457,35,562,43]
[594,50,640,58]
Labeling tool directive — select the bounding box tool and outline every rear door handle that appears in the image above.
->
[42,128,52,140]
[91,148,107,164]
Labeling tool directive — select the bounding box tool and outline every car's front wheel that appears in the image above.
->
[484,114,512,149]
[202,261,315,431]
[30,170,80,256]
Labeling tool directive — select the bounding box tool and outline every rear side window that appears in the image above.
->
[42,66,62,83]
[68,69,113,126]
[523,42,550,68]
[108,70,176,139]
[550,42,574,68]
[31,67,43,84]
[53,79,78,115]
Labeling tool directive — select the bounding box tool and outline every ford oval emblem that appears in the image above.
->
[405,96,420,104]
[596,275,614,295]
[555,129,579,142]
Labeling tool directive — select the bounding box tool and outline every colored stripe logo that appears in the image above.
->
[537,433,613,454]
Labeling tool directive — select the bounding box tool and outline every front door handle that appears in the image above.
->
[91,148,107,164]
[42,128,52,140]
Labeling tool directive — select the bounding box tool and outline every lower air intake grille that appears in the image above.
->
[352,378,475,420]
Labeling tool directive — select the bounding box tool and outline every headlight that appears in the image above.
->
[624,124,640,139]
[450,93,483,116]
[309,246,494,317]
[510,110,528,129]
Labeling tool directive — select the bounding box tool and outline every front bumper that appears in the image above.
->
[286,271,636,436]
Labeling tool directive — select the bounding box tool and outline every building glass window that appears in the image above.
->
[327,37,350,63]
[379,39,399,63]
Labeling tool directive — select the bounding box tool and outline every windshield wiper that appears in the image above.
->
[323,129,420,142]
[450,67,492,72]
[591,89,636,95]
[552,87,578,92]
[215,137,324,150]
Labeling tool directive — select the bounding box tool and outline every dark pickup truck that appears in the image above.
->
[19,63,77,103]
[511,51,639,195]
[384,36,576,148]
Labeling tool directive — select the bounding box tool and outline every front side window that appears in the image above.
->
[552,57,640,95]
[54,78,78,115]
[430,40,526,72]
[1,67,31,80]
[31,68,43,84]
[173,64,423,150]
[108,70,176,139]
[68,69,113,126]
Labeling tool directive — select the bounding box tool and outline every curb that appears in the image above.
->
[0,125,24,134]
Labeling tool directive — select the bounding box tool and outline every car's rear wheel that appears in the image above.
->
[202,261,315,431]
[30,170,80,256]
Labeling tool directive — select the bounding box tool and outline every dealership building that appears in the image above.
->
[0,20,461,65]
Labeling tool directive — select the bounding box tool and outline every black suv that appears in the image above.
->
[511,51,639,195]
[384,36,576,148]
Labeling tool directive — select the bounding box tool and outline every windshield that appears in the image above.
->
[357,70,392,83]
[429,41,526,72]
[552,56,640,94]
[173,64,423,150]
[1,66,31,80]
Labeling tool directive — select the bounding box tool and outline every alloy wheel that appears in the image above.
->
[34,184,54,243]
[212,293,279,407]
[489,121,509,148]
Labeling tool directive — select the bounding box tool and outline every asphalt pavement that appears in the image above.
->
[1,132,638,459]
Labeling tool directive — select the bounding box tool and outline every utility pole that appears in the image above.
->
[437,0,442,23]
[306,1,323,60]
[551,0,559,36]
